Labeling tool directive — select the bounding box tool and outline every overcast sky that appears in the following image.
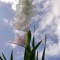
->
[0,0,60,60]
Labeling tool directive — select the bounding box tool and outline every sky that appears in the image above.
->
[0,0,60,60]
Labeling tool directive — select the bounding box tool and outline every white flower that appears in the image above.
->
[12,0,33,31]
[10,0,40,47]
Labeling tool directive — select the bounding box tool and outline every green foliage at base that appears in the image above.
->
[0,30,46,60]
[24,30,46,60]
[0,50,13,60]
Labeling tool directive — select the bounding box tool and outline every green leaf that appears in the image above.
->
[32,37,35,48]
[42,35,46,60]
[36,51,38,60]
[24,49,31,60]
[26,30,31,48]
[31,40,42,53]
[24,49,26,60]
[10,50,13,60]
[42,48,45,60]
[25,30,31,53]
[45,35,47,47]
[31,37,35,60]
[2,53,6,60]
[30,40,42,60]
[24,30,31,60]
[0,56,3,60]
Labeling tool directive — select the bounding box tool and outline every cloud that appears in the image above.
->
[5,0,60,59]
[35,0,60,41]
[9,43,17,48]
[46,43,60,57]
[34,0,60,59]
[0,0,19,10]
[16,51,24,59]
[0,0,18,3]
[51,0,60,16]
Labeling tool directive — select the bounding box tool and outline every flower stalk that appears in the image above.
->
[13,0,33,31]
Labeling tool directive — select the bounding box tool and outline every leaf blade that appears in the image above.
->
[2,53,6,60]
[30,40,42,60]
[10,50,13,60]
[42,35,46,60]
[0,56,3,60]
[31,40,42,53]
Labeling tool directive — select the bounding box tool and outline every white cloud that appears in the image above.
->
[0,0,17,3]
[0,0,19,10]
[3,19,9,24]
[3,0,60,59]
[33,0,60,58]
[51,0,60,16]
[38,43,60,60]
[16,51,24,59]
[55,25,60,41]
[6,41,17,49]
[10,44,17,48]
[46,43,60,57]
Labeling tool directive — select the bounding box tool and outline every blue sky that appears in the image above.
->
[0,0,60,60]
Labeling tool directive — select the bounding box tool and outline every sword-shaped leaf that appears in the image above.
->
[42,35,46,60]
[31,37,35,60]
[0,56,3,60]
[32,37,35,48]
[2,53,6,60]
[30,40,42,60]
[31,40,42,53]
[25,30,31,52]
[10,50,13,60]
[36,51,38,60]
[26,30,31,47]
[42,47,45,60]
[24,30,31,60]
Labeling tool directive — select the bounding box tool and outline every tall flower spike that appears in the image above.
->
[13,0,33,32]
[10,0,38,47]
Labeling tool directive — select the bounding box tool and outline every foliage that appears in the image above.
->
[0,50,13,60]
[24,30,46,60]
[0,30,46,60]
